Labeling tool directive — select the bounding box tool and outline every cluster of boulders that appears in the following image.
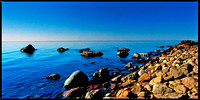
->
[57,40,198,99]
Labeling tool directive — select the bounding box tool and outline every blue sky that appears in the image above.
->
[2,2,198,41]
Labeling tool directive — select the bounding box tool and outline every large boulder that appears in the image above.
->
[79,48,90,53]
[81,51,103,57]
[63,70,88,90]
[20,44,36,53]
[46,74,61,80]
[92,68,109,83]
[57,47,69,52]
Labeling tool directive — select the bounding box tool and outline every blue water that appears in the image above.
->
[2,40,182,99]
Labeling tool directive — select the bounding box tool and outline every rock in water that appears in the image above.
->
[81,51,103,57]
[46,74,61,80]
[132,52,141,59]
[63,70,88,90]
[117,48,130,52]
[117,48,130,58]
[93,68,109,83]
[79,48,90,53]
[20,44,36,53]
[57,47,69,52]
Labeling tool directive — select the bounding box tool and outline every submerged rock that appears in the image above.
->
[57,47,69,52]
[81,51,103,57]
[20,44,36,53]
[46,74,61,80]
[63,70,88,90]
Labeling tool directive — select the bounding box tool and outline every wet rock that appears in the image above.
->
[57,47,69,52]
[93,68,109,83]
[87,84,101,90]
[174,85,187,93]
[124,62,133,69]
[117,48,130,52]
[182,77,196,89]
[139,53,150,57]
[62,87,86,97]
[149,75,162,86]
[154,50,159,53]
[79,48,90,53]
[46,74,61,80]
[152,83,173,94]
[85,89,103,99]
[81,51,103,57]
[20,44,36,53]
[116,89,131,97]
[138,73,150,82]
[63,70,88,90]
[117,51,129,58]
[132,52,141,59]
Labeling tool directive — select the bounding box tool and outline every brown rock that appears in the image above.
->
[174,85,187,93]
[144,84,151,92]
[137,91,145,97]
[193,65,198,73]
[103,97,129,99]
[111,75,122,83]
[85,89,103,99]
[168,68,183,79]
[121,72,138,83]
[138,73,150,82]
[62,87,86,97]
[116,89,131,97]
[149,75,162,86]
[182,77,196,89]
[152,83,173,94]
[131,83,142,95]
[154,92,187,99]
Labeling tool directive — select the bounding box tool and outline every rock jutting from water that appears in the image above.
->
[46,74,61,80]
[57,47,69,52]
[20,44,36,54]
[79,48,90,53]
[81,51,103,57]
[117,48,130,58]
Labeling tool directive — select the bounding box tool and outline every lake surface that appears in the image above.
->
[2,40,183,99]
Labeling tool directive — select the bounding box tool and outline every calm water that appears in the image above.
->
[2,40,182,99]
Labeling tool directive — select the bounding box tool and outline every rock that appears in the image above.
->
[57,47,69,52]
[168,68,183,79]
[93,68,109,83]
[85,89,103,99]
[79,48,90,53]
[131,83,141,95]
[138,69,146,76]
[132,52,141,59]
[102,82,110,88]
[152,83,173,94]
[149,75,162,86]
[81,51,103,57]
[103,97,129,99]
[111,83,118,90]
[124,62,133,69]
[137,91,145,97]
[193,65,198,73]
[138,73,150,82]
[121,72,139,83]
[116,89,131,97]
[63,70,88,90]
[174,85,187,93]
[87,84,101,90]
[117,51,129,58]
[111,75,122,83]
[151,56,158,61]
[62,87,86,97]
[168,81,178,89]
[157,46,164,48]
[154,92,187,99]
[144,84,151,92]
[154,50,159,53]
[182,77,196,89]
[46,74,61,80]
[20,44,36,53]
[105,93,111,97]
[117,48,130,52]
[139,53,150,57]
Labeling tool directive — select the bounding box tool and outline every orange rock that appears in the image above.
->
[116,89,131,97]
[182,77,196,89]
[149,75,162,86]
[144,84,151,92]
[138,73,150,82]
[137,91,145,97]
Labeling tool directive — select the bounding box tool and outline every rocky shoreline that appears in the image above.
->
[53,40,198,99]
